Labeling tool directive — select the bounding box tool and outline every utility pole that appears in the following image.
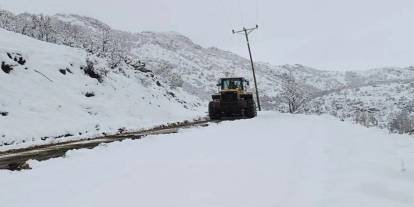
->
[232,25,261,111]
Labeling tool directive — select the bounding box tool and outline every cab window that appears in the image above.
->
[222,79,243,90]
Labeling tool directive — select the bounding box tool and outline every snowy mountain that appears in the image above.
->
[2,8,414,150]
[3,9,414,98]
[0,9,360,107]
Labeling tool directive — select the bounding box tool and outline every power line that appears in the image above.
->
[232,25,262,111]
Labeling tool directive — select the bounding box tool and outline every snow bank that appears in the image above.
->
[0,28,203,150]
[1,112,413,206]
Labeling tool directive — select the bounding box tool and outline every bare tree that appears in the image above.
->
[280,71,309,113]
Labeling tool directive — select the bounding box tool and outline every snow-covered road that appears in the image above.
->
[1,112,414,207]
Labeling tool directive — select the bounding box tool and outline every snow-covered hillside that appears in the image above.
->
[50,13,414,112]
[0,28,202,150]
[1,112,413,206]
[306,81,414,132]
[9,9,414,109]
[2,8,414,144]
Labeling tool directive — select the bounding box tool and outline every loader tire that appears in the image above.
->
[245,100,257,118]
[209,101,221,120]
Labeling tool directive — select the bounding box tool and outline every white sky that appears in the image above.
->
[1,0,413,71]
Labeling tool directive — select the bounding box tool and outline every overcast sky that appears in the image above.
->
[1,0,413,71]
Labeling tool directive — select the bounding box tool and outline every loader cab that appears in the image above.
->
[217,78,249,92]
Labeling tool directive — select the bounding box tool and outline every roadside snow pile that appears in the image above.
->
[0,28,203,150]
[1,112,413,207]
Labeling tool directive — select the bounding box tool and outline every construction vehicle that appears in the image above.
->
[208,77,257,120]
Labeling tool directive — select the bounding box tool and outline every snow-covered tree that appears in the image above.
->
[100,28,111,55]
[354,110,378,127]
[389,110,414,134]
[0,9,132,69]
[168,73,184,89]
[280,71,310,113]
[28,14,56,42]
[0,9,15,31]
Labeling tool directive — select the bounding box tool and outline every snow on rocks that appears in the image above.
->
[1,112,413,206]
